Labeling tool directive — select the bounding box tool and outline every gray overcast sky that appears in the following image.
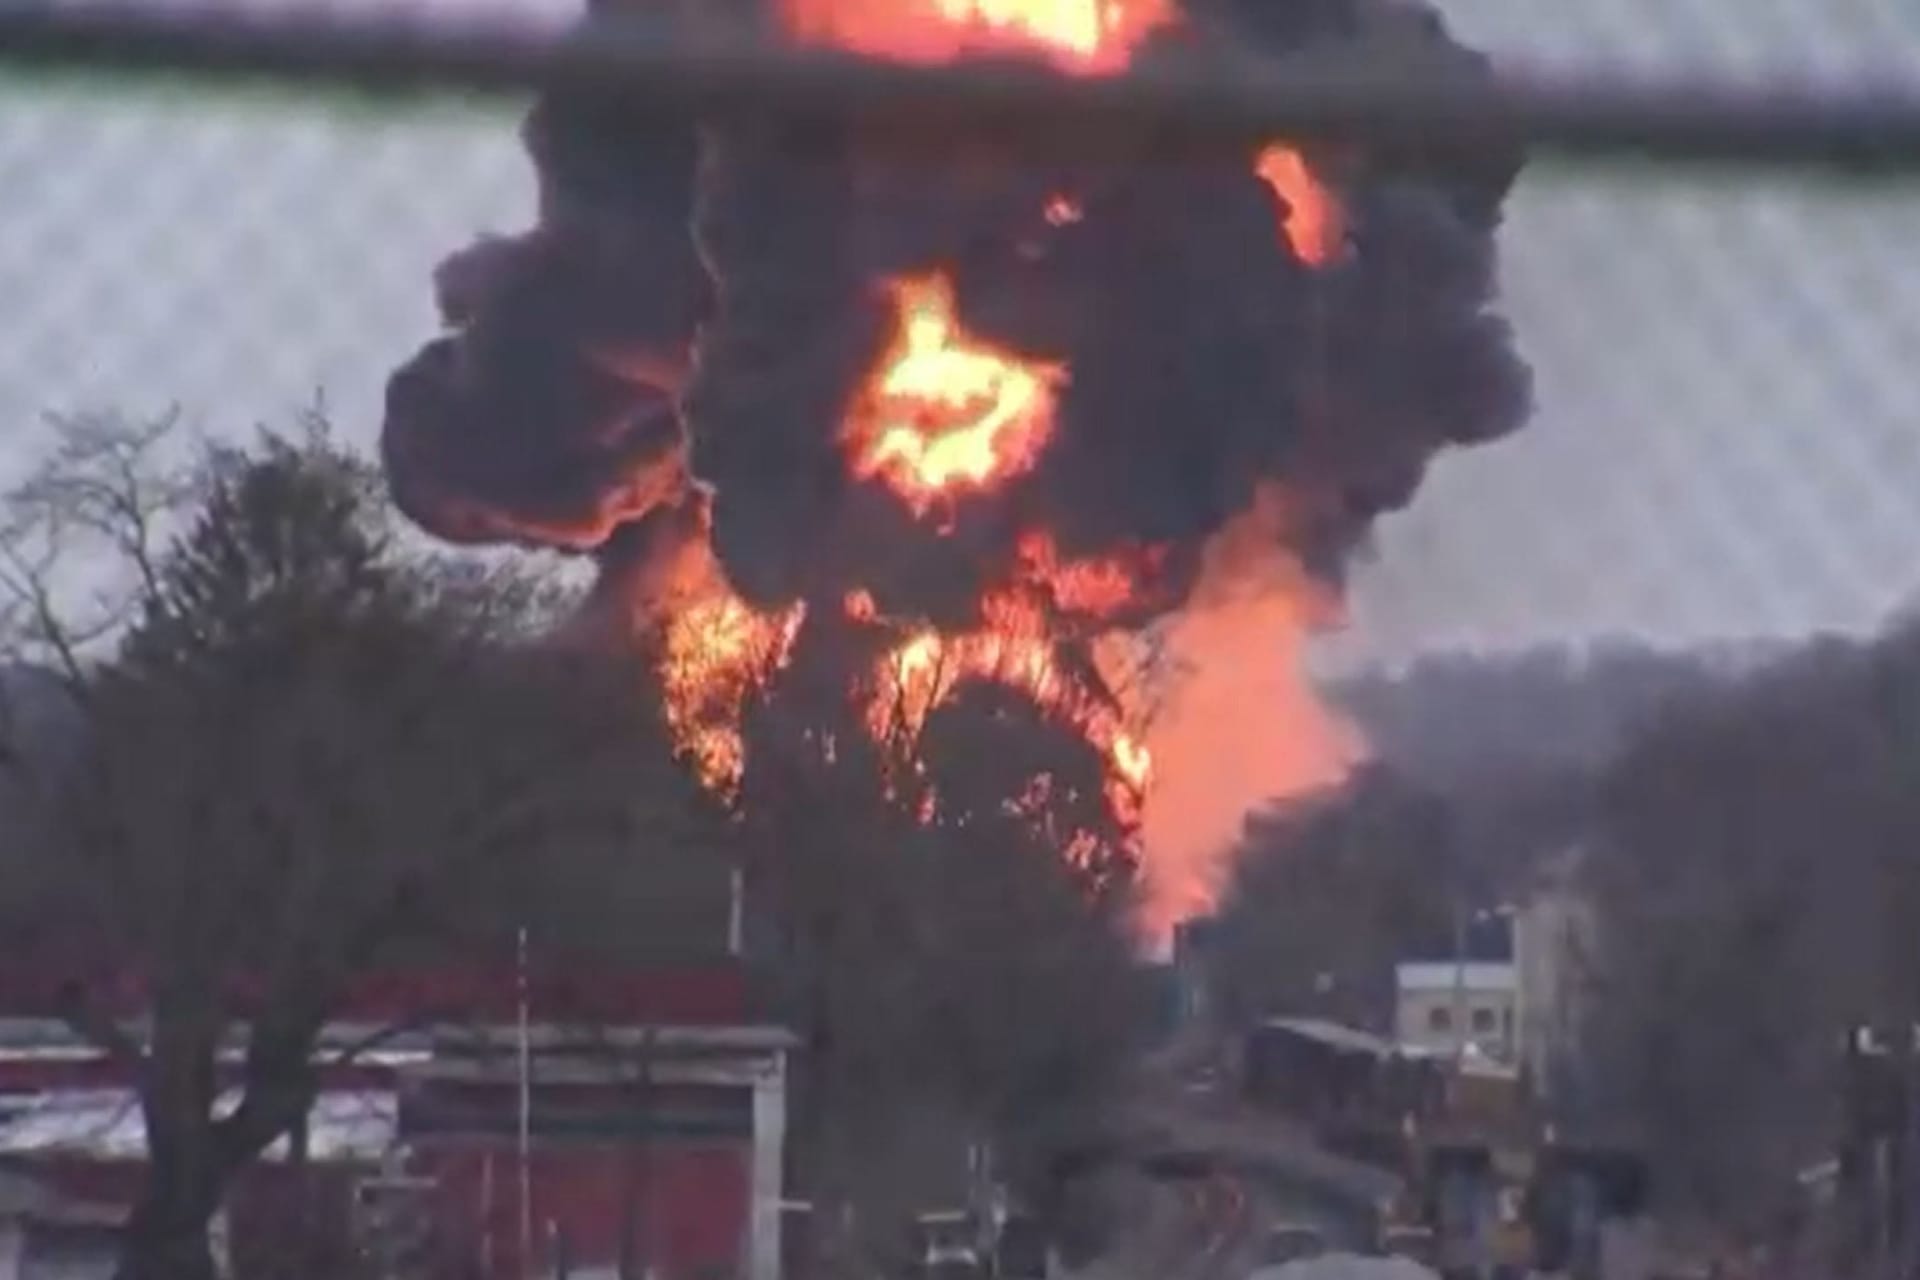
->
[3,0,1919,664]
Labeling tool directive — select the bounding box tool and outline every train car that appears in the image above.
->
[1243,1018,1445,1168]
[1242,1020,1653,1278]
[1399,1132,1649,1280]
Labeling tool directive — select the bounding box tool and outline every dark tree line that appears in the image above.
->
[1214,627,1920,1240]
[1581,623,1920,1229]
[1209,764,1461,1032]
[1331,640,1768,792]
[1330,640,1761,887]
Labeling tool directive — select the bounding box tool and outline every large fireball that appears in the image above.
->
[382,0,1531,942]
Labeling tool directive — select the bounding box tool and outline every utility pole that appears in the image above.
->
[1452,897,1469,1062]
[518,925,534,1278]
[1898,1020,1920,1280]
[480,1151,495,1278]
[636,1025,656,1280]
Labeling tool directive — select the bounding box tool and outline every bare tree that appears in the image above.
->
[0,415,716,1280]
[1579,625,1920,1233]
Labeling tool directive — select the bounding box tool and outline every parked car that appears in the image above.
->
[1258,1222,1328,1266]
[909,1210,984,1279]
[1378,1223,1438,1266]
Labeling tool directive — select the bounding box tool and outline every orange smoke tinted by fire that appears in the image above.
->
[1137,490,1360,947]
[780,0,1172,73]
[660,590,806,793]
[844,272,1064,514]
[1255,145,1345,267]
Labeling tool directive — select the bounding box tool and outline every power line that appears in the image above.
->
[3,5,1920,172]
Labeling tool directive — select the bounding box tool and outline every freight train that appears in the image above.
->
[1240,1017,1649,1279]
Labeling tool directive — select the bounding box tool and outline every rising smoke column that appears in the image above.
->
[381,0,1531,939]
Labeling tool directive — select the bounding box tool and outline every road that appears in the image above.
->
[1065,1162,1250,1280]
[1068,1043,1404,1280]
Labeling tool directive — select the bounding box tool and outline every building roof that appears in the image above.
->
[1394,962,1516,994]
[1259,1018,1402,1058]
[1250,1255,1439,1280]
[0,1089,396,1164]
[0,963,755,1029]
[1456,1047,1521,1079]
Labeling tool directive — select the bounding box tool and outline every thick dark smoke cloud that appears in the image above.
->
[382,0,1530,628]
[384,93,705,549]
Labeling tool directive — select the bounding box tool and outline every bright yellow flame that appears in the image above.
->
[1045,195,1084,226]
[855,583,1151,829]
[780,0,1173,74]
[660,593,806,794]
[845,273,1063,513]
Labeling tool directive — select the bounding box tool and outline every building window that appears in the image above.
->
[1428,1007,1452,1033]
[1471,1007,1497,1035]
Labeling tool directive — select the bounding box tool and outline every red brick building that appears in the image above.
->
[0,965,794,1280]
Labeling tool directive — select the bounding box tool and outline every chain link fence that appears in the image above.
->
[4,1,1917,661]
[3,2,1920,1277]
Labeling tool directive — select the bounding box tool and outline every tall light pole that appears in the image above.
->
[1451,898,1469,1062]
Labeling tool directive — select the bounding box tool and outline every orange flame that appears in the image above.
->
[1011,529,1160,622]
[1255,145,1345,267]
[658,538,1155,830]
[844,272,1063,514]
[649,495,1362,947]
[857,585,1151,828]
[660,591,806,794]
[780,0,1172,74]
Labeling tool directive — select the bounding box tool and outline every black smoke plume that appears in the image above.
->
[383,0,1529,629]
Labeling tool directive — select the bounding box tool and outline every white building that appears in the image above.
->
[1393,845,1597,1087]
[1512,847,1598,1099]
[1395,960,1520,1062]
